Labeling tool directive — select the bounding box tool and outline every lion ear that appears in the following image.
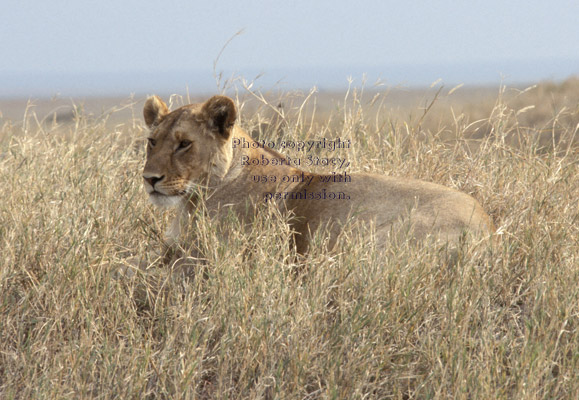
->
[201,95,237,139]
[143,95,169,128]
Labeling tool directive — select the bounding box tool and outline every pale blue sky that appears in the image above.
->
[1,0,578,97]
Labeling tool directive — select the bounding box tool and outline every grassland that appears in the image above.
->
[0,78,578,399]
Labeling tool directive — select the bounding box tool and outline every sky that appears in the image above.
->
[1,0,578,97]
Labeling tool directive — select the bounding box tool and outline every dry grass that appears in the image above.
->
[0,78,578,399]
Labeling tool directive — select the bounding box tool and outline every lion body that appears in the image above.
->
[142,95,493,254]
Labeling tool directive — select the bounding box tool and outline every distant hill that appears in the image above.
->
[1,58,577,98]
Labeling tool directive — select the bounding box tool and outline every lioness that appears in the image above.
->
[142,95,493,256]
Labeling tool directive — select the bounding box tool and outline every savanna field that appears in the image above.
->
[1,78,578,399]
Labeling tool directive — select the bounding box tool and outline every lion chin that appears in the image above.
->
[148,192,182,208]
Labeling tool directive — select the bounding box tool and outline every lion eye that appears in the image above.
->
[147,138,156,147]
[177,140,192,150]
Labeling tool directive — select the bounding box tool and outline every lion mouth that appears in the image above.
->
[149,189,188,198]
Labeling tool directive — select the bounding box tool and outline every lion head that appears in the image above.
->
[142,95,237,207]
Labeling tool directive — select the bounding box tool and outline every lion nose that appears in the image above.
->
[143,174,164,188]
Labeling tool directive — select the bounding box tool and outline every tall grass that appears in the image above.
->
[0,79,578,399]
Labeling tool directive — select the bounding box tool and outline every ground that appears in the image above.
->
[0,78,578,398]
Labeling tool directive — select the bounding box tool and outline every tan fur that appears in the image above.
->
[142,95,494,254]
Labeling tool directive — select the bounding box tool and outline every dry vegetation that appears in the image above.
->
[0,77,578,399]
